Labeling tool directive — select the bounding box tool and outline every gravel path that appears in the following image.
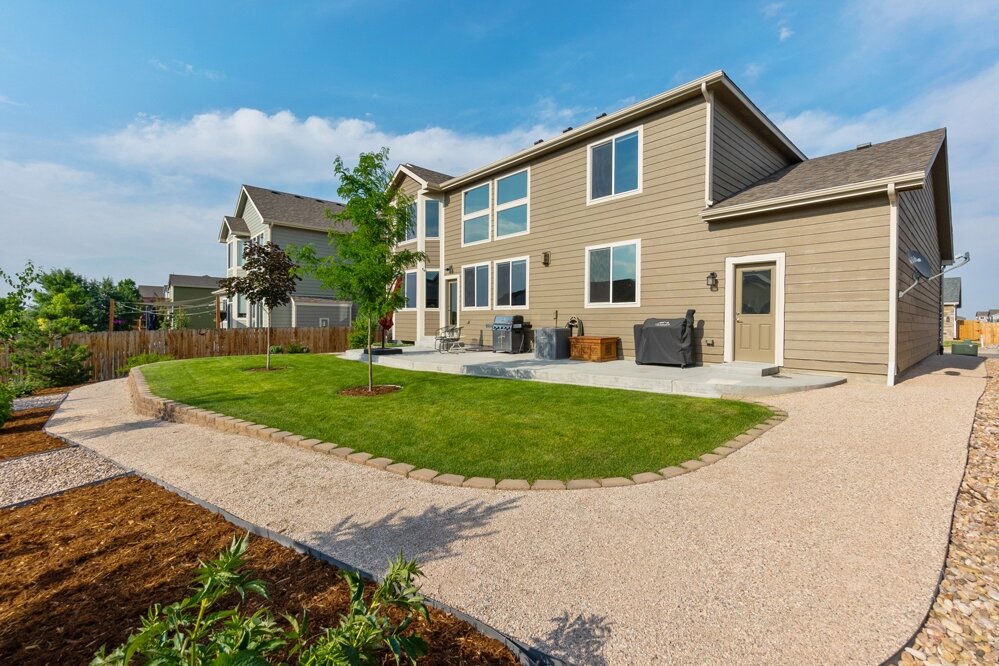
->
[897,358,999,665]
[0,447,125,508]
[47,355,985,665]
[12,393,66,412]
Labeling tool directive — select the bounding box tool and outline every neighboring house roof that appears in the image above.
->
[943,277,962,306]
[138,285,164,300]
[167,274,224,290]
[242,185,348,232]
[708,129,945,212]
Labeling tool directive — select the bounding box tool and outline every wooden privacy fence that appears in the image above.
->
[1,326,349,383]
[957,321,999,348]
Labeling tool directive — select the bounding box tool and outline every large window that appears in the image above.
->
[495,170,529,238]
[462,184,490,245]
[586,240,640,306]
[426,270,439,308]
[403,270,440,309]
[403,271,418,309]
[404,202,417,242]
[425,199,440,238]
[462,264,489,309]
[494,258,528,308]
[589,128,641,202]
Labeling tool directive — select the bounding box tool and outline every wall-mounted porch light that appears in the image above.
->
[542,251,551,267]
[706,271,718,290]
[445,265,453,275]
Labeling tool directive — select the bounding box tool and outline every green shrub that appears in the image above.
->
[348,319,371,350]
[269,344,285,354]
[92,535,429,666]
[285,341,310,354]
[11,340,91,388]
[0,382,13,428]
[118,352,174,376]
[6,376,41,398]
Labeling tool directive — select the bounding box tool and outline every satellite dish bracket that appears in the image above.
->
[897,251,970,299]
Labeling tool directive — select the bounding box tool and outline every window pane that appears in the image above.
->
[463,214,489,243]
[511,260,527,306]
[425,200,440,238]
[425,271,439,308]
[236,240,245,267]
[496,204,528,237]
[476,265,489,307]
[495,262,511,306]
[405,272,417,309]
[741,269,772,314]
[589,248,611,303]
[227,242,232,268]
[463,184,489,214]
[591,141,613,199]
[463,267,475,307]
[497,171,528,205]
[611,243,637,303]
[614,132,639,194]
[405,202,417,241]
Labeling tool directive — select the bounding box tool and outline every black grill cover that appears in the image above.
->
[633,309,695,367]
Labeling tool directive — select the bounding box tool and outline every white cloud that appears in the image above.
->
[744,63,765,81]
[149,59,224,81]
[778,25,793,41]
[90,108,566,187]
[0,95,25,107]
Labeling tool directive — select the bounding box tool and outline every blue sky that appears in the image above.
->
[1,0,997,314]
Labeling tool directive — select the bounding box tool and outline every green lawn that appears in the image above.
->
[141,355,771,482]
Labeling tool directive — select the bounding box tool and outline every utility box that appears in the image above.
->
[535,327,570,360]
[952,341,979,356]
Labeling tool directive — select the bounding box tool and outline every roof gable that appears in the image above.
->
[241,185,351,233]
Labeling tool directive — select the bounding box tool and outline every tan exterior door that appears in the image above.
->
[734,262,776,363]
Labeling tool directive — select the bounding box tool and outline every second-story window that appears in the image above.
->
[462,184,490,245]
[404,202,417,242]
[425,200,440,238]
[495,170,529,238]
[589,127,641,202]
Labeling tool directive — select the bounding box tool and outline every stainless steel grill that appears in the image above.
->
[491,315,528,353]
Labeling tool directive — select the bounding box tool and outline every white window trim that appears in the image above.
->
[425,198,441,240]
[425,268,441,310]
[584,239,642,308]
[461,183,492,247]
[493,167,530,240]
[723,252,786,366]
[586,125,644,206]
[401,269,419,311]
[492,256,530,310]
[461,262,491,310]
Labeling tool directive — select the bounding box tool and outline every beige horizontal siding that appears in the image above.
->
[712,103,792,202]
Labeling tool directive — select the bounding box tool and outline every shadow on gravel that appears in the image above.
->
[531,611,614,666]
[308,497,521,570]
[58,418,163,440]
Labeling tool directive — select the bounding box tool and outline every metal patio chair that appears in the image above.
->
[435,325,464,353]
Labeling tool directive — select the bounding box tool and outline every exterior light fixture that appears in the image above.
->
[706,271,718,289]
[445,265,453,274]
[542,251,551,267]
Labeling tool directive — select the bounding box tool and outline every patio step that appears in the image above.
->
[714,362,780,377]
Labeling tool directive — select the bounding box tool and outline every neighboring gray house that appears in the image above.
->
[217,185,354,329]
[942,277,961,340]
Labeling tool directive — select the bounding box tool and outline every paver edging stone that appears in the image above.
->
[127,367,783,493]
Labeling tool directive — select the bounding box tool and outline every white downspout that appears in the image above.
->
[701,81,715,208]
[887,183,899,386]
[416,193,426,342]
[439,196,447,330]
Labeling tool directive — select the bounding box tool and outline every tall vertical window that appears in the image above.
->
[236,293,247,318]
[403,271,418,309]
[494,258,528,308]
[462,184,490,245]
[227,240,233,269]
[462,264,489,308]
[589,128,642,202]
[236,239,245,267]
[404,202,417,242]
[495,170,529,238]
[425,270,440,308]
[586,240,640,306]
[425,200,440,238]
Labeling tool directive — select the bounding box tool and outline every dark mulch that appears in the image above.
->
[339,384,402,397]
[33,384,88,396]
[0,406,65,461]
[0,476,518,665]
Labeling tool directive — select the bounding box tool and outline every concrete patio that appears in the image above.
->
[343,347,846,397]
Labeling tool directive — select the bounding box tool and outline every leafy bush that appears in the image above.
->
[118,353,174,376]
[6,376,41,398]
[285,342,310,354]
[92,535,429,666]
[0,382,13,428]
[348,320,371,350]
[269,344,285,355]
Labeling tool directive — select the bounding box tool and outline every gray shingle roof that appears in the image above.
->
[943,277,962,306]
[138,285,164,300]
[402,164,454,187]
[711,128,946,210]
[168,274,224,289]
[292,296,351,305]
[223,216,250,236]
[243,185,351,232]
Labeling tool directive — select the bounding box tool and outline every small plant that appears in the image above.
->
[348,320,370,350]
[118,353,175,376]
[285,342,310,354]
[92,535,429,666]
[0,382,13,427]
[269,344,285,355]
[6,376,41,398]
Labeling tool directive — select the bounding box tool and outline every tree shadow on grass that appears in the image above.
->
[306,496,521,572]
[529,611,614,666]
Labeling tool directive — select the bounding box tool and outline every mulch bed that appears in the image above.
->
[339,385,402,397]
[0,406,65,461]
[32,384,87,396]
[0,475,518,665]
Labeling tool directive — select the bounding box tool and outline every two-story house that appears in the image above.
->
[217,185,354,329]
[390,70,953,386]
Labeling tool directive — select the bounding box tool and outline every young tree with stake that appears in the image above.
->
[295,148,423,393]
[218,242,301,370]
